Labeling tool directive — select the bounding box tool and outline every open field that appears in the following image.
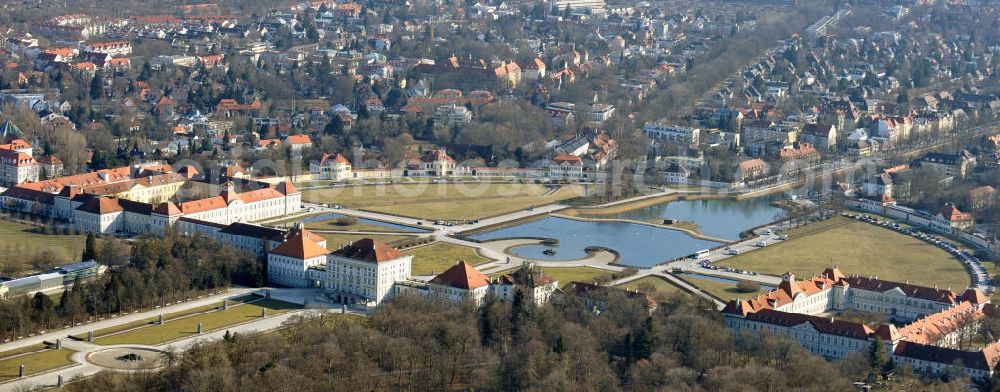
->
[533,267,614,287]
[93,299,298,346]
[562,194,728,216]
[407,243,491,276]
[302,183,584,220]
[0,346,75,382]
[72,297,258,340]
[489,266,615,287]
[717,217,970,290]
[674,274,766,301]
[318,233,410,248]
[615,276,688,296]
[267,213,410,233]
[0,219,85,270]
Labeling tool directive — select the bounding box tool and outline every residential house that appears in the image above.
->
[921,151,975,178]
[936,203,974,230]
[736,158,768,184]
[799,123,837,152]
[285,134,313,151]
[310,153,353,181]
[643,122,700,145]
[549,154,584,180]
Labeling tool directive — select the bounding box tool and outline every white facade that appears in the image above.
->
[643,123,701,145]
[324,252,412,307]
[268,253,327,287]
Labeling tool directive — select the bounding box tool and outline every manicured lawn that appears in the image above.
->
[72,297,257,340]
[302,183,583,220]
[0,219,85,270]
[94,299,299,346]
[407,243,491,276]
[319,233,410,248]
[615,276,687,296]
[674,274,766,301]
[0,346,75,382]
[531,267,615,287]
[267,213,409,233]
[717,216,970,290]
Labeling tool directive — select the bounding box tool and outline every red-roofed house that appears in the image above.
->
[936,202,974,230]
[550,153,584,180]
[416,148,456,177]
[309,153,352,180]
[284,134,313,151]
[0,139,39,186]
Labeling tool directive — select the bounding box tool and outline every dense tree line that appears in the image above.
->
[0,233,263,340]
[65,283,971,391]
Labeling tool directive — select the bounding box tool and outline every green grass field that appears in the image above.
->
[0,346,75,382]
[717,216,970,290]
[489,266,615,287]
[267,213,416,233]
[72,297,260,341]
[0,219,85,270]
[302,183,584,220]
[615,276,687,295]
[319,233,410,248]
[532,267,615,287]
[674,274,766,301]
[94,299,299,346]
[406,243,491,276]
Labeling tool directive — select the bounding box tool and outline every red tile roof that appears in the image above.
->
[270,228,330,259]
[76,197,123,214]
[319,153,351,165]
[152,202,182,216]
[285,134,313,146]
[421,148,455,163]
[178,196,227,214]
[430,260,490,289]
[331,238,406,263]
[552,154,583,165]
[938,203,973,222]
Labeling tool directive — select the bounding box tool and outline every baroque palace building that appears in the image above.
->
[0,161,301,235]
[723,268,1000,379]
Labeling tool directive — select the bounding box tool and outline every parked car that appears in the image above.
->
[755,241,768,247]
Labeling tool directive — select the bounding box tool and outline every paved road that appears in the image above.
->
[2,309,319,391]
[1,287,349,391]
[606,221,794,305]
[301,202,569,236]
[0,287,262,355]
